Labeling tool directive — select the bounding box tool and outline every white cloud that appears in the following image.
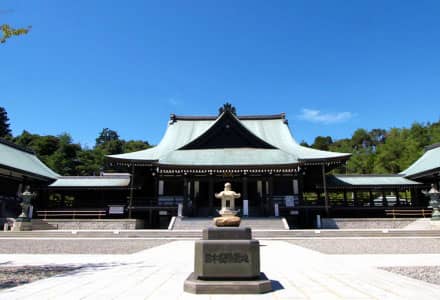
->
[298,108,353,124]
[168,97,181,106]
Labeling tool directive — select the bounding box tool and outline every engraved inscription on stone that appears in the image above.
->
[205,252,250,264]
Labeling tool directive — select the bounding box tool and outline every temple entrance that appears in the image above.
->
[192,179,262,217]
[247,181,260,217]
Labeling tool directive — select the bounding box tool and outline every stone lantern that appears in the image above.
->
[13,186,34,231]
[428,184,440,221]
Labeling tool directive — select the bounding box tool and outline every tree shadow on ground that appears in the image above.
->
[0,261,155,290]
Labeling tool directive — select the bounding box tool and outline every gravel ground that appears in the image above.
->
[0,265,80,290]
[380,266,440,286]
[288,238,440,254]
[0,239,172,254]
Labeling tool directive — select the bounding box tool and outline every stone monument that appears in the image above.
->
[213,182,241,227]
[12,186,34,231]
[184,183,272,294]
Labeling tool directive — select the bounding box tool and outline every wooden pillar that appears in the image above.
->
[208,176,214,216]
[183,176,188,216]
[369,190,374,207]
[258,180,264,215]
[242,176,248,216]
[150,170,159,227]
[396,189,401,206]
[128,164,135,219]
[411,188,419,207]
[0,198,5,217]
[268,175,274,216]
[382,190,388,207]
[321,164,329,215]
[298,173,305,205]
[343,190,348,206]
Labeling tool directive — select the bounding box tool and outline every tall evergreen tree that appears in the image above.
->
[0,107,12,138]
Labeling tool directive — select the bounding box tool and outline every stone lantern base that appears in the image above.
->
[12,217,32,231]
[431,209,440,221]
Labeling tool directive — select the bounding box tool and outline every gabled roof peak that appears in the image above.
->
[218,102,237,116]
[179,109,277,150]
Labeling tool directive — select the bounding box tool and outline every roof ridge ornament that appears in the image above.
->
[219,102,237,116]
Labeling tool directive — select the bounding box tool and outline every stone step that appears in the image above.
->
[2,229,440,239]
[172,217,286,231]
[31,219,59,230]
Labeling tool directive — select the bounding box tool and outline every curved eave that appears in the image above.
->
[317,184,424,190]
[158,163,299,170]
[47,186,131,190]
[298,154,352,165]
[317,174,424,190]
[0,163,58,182]
[402,167,440,180]
[106,156,158,166]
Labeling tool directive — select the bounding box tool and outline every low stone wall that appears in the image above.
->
[321,218,417,229]
[33,219,144,230]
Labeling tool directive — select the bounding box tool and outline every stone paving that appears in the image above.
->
[1,240,440,299]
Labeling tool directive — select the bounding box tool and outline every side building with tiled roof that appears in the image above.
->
[401,143,440,186]
[0,138,59,219]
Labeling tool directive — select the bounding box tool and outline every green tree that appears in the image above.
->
[76,148,104,175]
[311,136,333,151]
[373,128,406,173]
[46,134,81,175]
[13,130,37,148]
[369,128,386,144]
[352,128,371,148]
[95,128,123,155]
[1,24,30,43]
[123,140,150,153]
[299,140,310,147]
[95,128,119,146]
[0,106,11,138]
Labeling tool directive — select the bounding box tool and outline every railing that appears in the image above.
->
[385,208,432,218]
[0,195,19,202]
[37,209,107,220]
[130,196,181,207]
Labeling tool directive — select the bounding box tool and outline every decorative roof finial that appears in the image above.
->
[219,102,237,116]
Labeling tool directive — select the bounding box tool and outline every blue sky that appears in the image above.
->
[2,0,440,147]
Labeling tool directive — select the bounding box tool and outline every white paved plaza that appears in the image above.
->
[1,239,440,299]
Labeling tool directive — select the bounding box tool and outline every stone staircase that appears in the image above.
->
[31,219,59,230]
[172,217,287,231]
[2,229,440,239]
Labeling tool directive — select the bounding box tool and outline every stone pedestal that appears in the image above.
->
[184,227,272,294]
[12,218,32,231]
[213,215,241,227]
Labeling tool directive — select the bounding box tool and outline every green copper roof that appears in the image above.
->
[160,148,298,166]
[0,139,59,180]
[322,175,422,189]
[108,112,351,167]
[49,174,130,188]
[400,144,440,179]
